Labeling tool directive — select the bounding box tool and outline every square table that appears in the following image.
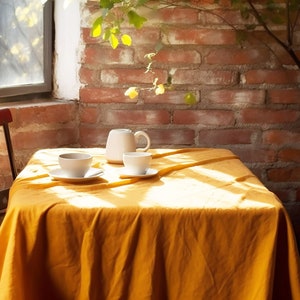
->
[0,148,299,300]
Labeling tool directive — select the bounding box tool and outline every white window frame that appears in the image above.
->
[0,0,53,99]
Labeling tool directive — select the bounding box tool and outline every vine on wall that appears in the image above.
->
[90,0,300,101]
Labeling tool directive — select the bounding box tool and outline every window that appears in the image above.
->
[0,0,53,98]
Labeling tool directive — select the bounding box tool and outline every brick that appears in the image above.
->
[174,110,234,125]
[79,67,98,85]
[199,9,255,25]
[104,109,170,125]
[82,27,98,44]
[162,28,236,45]
[263,130,300,145]
[0,135,8,152]
[242,70,300,84]
[79,107,100,124]
[80,87,132,103]
[145,49,201,65]
[205,48,271,65]
[133,47,201,66]
[0,155,10,173]
[268,89,300,104]
[120,27,161,45]
[197,129,257,145]
[83,46,134,65]
[155,7,199,24]
[232,148,276,163]
[205,89,265,105]
[144,91,200,105]
[240,109,299,124]
[0,174,13,190]
[274,190,294,203]
[15,151,33,171]
[246,166,265,182]
[148,129,195,145]
[172,70,237,85]
[79,127,110,147]
[12,103,77,127]
[14,129,78,150]
[100,69,168,85]
[251,30,290,47]
[267,167,300,182]
[278,149,300,163]
[271,46,300,66]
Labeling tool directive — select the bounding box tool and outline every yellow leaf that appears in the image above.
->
[155,84,165,95]
[92,25,101,37]
[125,87,139,99]
[121,34,132,46]
[91,17,103,38]
[109,33,119,49]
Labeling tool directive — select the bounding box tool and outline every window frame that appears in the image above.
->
[0,0,53,99]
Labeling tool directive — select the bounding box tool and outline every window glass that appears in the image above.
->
[0,0,52,98]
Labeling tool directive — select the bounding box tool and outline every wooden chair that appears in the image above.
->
[0,108,17,216]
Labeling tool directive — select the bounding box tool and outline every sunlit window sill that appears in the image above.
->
[0,98,78,109]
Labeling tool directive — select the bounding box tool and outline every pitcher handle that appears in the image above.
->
[134,131,151,152]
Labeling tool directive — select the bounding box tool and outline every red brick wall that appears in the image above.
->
[80,1,300,206]
[0,101,78,190]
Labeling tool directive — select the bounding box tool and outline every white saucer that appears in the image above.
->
[49,167,104,183]
[120,168,158,178]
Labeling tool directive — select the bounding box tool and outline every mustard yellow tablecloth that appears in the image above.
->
[0,148,299,300]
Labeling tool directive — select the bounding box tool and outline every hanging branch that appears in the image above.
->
[246,0,300,68]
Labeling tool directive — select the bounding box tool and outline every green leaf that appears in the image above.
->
[103,28,111,41]
[136,0,149,6]
[127,10,147,29]
[91,17,103,37]
[109,33,119,49]
[121,34,132,46]
[99,0,114,9]
[184,92,197,105]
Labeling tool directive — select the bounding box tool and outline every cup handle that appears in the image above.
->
[134,131,151,152]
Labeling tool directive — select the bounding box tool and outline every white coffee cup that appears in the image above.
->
[123,152,152,175]
[58,153,93,177]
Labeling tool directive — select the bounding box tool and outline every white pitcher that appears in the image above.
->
[105,129,151,163]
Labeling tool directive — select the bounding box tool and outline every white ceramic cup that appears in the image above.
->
[58,153,93,177]
[123,152,152,175]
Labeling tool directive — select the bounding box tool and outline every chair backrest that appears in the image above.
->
[0,109,17,179]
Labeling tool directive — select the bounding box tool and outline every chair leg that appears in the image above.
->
[0,189,9,214]
[3,124,17,179]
